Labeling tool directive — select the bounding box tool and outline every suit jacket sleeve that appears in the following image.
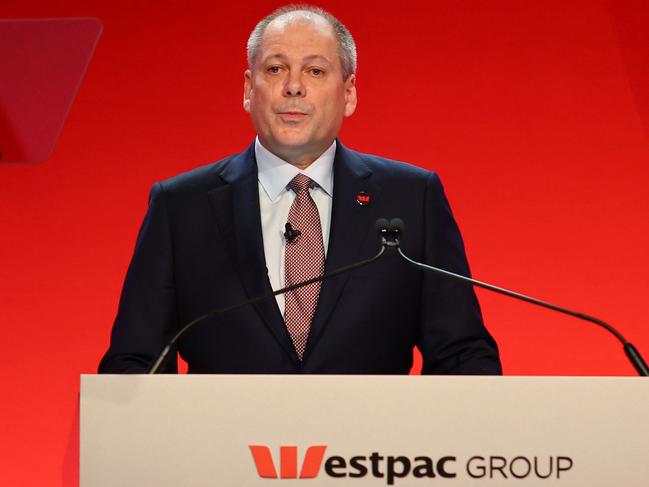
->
[98,182,179,373]
[418,172,502,374]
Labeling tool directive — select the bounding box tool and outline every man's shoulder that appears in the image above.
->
[342,145,438,183]
[156,145,255,197]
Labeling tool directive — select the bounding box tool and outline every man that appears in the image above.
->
[99,5,501,374]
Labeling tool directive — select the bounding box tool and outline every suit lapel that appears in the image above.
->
[303,143,383,359]
[207,145,299,364]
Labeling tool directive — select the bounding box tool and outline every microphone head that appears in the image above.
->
[389,218,405,236]
[375,218,390,235]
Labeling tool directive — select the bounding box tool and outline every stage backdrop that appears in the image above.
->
[1,1,648,485]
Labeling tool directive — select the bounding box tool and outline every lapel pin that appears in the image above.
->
[356,191,371,206]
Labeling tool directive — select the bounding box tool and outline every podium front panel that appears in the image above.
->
[80,375,648,486]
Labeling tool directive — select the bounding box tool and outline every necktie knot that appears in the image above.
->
[288,173,313,194]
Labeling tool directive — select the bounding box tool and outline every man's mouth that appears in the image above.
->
[277,111,308,122]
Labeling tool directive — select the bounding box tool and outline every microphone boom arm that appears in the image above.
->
[393,242,649,377]
[148,244,387,374]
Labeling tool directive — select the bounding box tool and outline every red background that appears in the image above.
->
[1,0,648,485]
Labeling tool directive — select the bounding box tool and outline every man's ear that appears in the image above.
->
[243,69,252,113]
[343,74,357,117]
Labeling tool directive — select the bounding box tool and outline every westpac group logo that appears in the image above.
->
[249,444,574,484]
[249,445,328,479]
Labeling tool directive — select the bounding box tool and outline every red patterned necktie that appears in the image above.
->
[284,173,325,359]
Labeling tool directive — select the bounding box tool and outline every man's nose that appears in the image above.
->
[284,72,305,97]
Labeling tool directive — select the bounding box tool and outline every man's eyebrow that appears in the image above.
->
[261,53,332,65]
[302,54,332,65]
[262,53,288,63]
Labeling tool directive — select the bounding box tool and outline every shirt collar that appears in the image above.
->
[255,137,335,202]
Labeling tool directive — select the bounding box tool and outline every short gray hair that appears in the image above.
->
[246,4,357,79]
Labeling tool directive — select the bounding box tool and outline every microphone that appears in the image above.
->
[379,217,649,377]
[375,218,397,247]
[284,222,301,242]
[148,232,388,374]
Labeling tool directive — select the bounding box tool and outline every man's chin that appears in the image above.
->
[261,136,332,166]
[268,135,320,153]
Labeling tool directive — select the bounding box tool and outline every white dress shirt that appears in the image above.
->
[256,137,335,315]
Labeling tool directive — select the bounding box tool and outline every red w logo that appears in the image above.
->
[249,445,327,479]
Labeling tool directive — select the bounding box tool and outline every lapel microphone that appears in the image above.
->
[284,222,301,242]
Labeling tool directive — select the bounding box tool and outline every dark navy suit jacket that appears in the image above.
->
[99,142,501,374]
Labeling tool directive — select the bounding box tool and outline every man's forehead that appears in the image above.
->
[263,11,335,40]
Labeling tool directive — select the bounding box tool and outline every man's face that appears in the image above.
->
[243,17,357,166]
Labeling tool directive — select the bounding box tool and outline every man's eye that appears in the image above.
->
[310,68,324,77]
[267,66,281,74]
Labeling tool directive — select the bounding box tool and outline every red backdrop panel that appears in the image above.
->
[1,1,648,485]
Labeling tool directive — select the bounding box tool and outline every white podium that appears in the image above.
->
[80,375,648,486]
